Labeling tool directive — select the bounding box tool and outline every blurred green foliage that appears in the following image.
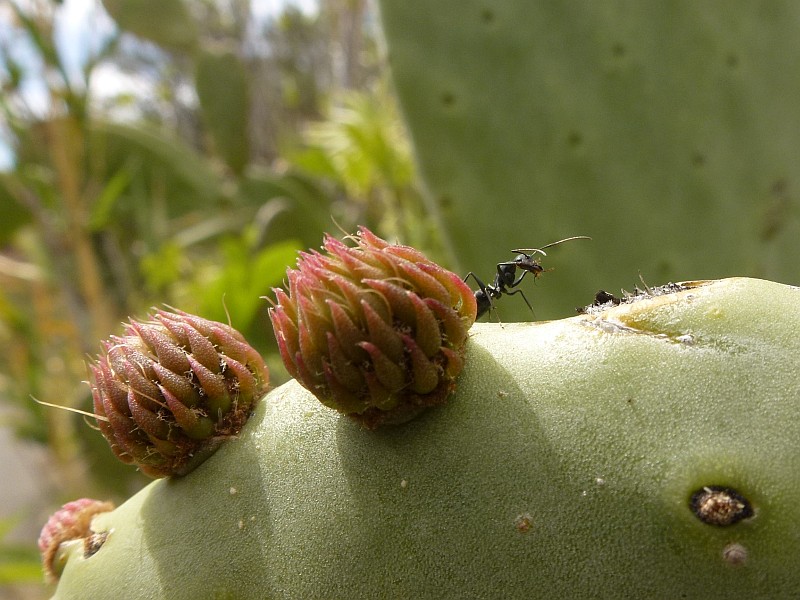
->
[0,517,42,586]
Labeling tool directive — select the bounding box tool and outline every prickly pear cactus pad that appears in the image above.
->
[50,278,800,598]
[377,1,800,319]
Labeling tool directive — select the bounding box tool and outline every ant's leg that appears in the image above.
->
[465,272,495,320]
[505,287,534,315]
[481,295,503,325]
[508,269,529,289]
[513,264,551,287]
[463,271,487,289]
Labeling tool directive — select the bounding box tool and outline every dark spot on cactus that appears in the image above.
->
[593,290,621,307]
[691,153,706,168]
[480,8,494,24]
[441,91,457,108]
[514,513,533,533]
[771,179,788,196]
[690,486,753,526]
[654,259,675,281]
[611,43,626,58]
[726,53,739,68]
[567,131,583,147]
[439,194,453,210]
[83,531,108,559]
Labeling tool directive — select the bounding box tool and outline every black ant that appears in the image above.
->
[465,236,591,320]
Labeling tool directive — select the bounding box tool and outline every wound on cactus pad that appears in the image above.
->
[690,486,754,527]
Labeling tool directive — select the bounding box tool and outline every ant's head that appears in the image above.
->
[513,252,546,278]
[512,235,591,279]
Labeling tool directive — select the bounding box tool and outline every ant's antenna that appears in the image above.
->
[330,215,351,239]
[512,235,591,256]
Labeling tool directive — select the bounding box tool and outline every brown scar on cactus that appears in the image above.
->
[269,226,477,428]
[578,281,724,342]
[690,486,754,526]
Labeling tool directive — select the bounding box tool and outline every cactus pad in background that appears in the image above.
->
[195,48,250,175]
[377,1,800,319]
[50,278,800,598]
[101,0,197,51]
[269,226,476,428]
[89,309,269,478]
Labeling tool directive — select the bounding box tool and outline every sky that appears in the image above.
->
[0,0,318,170]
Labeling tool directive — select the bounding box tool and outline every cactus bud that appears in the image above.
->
[89,309,268,478]
[269,227,477,428]
[38,498,114,583]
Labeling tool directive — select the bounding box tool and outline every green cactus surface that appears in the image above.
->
[50,278,800,598]
[101,0,197,51]
[195,49,250,175]
[377,1,800,320]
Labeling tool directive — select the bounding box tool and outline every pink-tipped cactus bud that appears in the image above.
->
[89,309,269,478]
[38,498,114,583]
[269,227,477,428]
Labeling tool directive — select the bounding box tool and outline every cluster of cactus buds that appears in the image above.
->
[269,227,477,428]
[89,309,268,478]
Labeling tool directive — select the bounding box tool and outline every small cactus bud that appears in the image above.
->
[38,498,114,583]
[269,227,477,428]
[89,309,269,478]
